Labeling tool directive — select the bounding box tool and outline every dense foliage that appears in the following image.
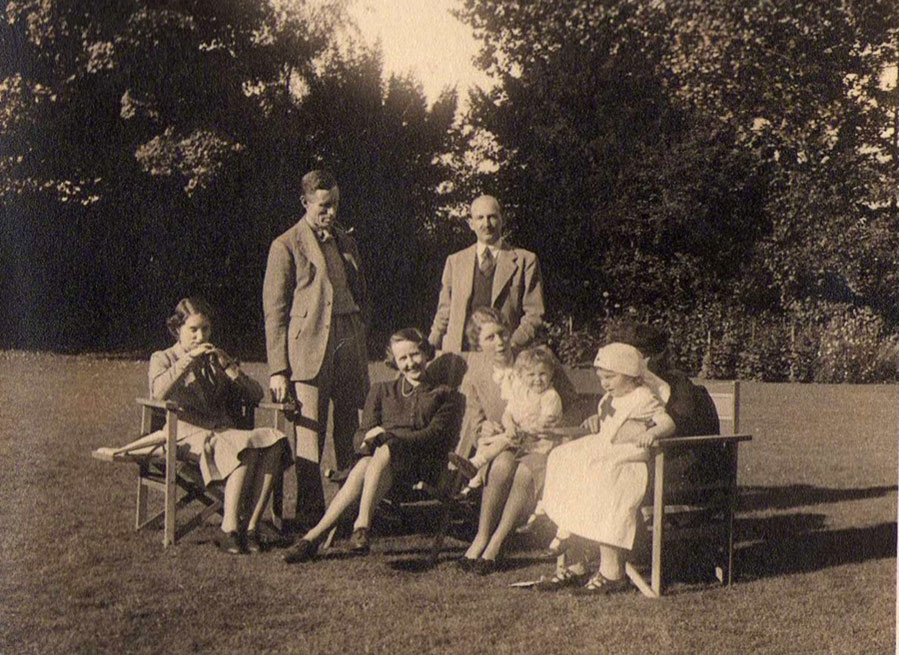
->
[455,0,899,380]
[0,0,461,355]
[3,0,899,380]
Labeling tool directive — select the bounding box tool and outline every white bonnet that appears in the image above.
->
[593,342,644,377]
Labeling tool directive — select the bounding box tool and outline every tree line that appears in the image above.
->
[2,0,898,381]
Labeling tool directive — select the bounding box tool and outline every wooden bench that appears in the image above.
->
[625,380,752,597]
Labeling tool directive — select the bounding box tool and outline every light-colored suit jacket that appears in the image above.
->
[263,219,368,380]
[428,242,544,352]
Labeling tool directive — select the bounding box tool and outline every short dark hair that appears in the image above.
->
[464,307,510,351]
[384,327,435,370]
[301,169,338,196]
[607,320,668,357]
[166,297,214,338]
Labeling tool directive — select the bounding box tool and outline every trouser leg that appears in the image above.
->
[292,381,327,530]
[329,313,368,471]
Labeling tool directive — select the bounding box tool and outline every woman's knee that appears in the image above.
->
[370,444,392,468]
[512,465,534,490]
[486,451,516,482]
[347,456,371,480]
[511,467,537,506]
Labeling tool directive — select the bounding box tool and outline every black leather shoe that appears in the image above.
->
[245,530,263,554]
[570,573,631,596]
[456,556,478,572]
[217,530,244,555]
[283,538,318,564]
[474,558,498,576]
[350,527,370,554]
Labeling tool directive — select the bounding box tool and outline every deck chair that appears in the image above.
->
[423,402,481,565]
[624,380,752,597]
[92,397,296,547]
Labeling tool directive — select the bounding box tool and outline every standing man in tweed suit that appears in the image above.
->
[428,195,545,352]
[263,169,370,532]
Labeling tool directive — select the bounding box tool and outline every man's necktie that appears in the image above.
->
[480,248,495,275]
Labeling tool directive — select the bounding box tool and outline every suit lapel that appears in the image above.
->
[296,219,326,273]
[491,244,517,303]
[455,244,476,303]
[335,228,360,274]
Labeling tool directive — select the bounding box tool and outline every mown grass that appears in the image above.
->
[0,352,895,654]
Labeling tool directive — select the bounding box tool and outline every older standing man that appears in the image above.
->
[428,195,545,352]
[263,169,370,532]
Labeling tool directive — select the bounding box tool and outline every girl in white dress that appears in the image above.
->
[538,342,675,594]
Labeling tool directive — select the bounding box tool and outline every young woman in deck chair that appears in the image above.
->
[99,298,289,554]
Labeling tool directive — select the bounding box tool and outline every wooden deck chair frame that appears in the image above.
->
[93,398,296,547]
[425,426,479,565]
[621,380,752,598]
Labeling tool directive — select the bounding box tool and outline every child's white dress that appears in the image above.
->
[541,385,666,550]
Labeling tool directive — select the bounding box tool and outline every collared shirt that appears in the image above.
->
[476,240,502,267]
[304,216,333,242]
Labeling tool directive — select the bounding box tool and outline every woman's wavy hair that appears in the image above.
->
[384,327,435,370]
[464,306,510,351]
[166,297,214,338]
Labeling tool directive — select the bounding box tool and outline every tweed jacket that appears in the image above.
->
[263,218,368,381]
[428,242,544,352]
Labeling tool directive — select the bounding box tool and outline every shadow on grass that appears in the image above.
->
[386,552,552,573]
[387,557,436,572]
[739,484,898,511]
[734,514,897,581]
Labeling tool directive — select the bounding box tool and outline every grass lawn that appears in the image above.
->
[0,352,895,654]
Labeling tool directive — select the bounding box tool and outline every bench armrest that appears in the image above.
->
[654,433,753,449]
[258,400,298,412]
[136,397,180,411]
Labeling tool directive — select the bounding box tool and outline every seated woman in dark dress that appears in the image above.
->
[283,328,464,563]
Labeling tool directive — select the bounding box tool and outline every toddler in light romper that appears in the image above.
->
[451,346,562,491]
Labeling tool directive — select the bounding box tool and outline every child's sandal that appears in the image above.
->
[533,567,589,592]
[571,572,630,596]
[516,512,541,534]
[542,535,570,558]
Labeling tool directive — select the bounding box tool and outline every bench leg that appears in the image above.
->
[163,418,177,547]
[429,471,464,567]
[650,450,665,596]
[716,442,739,586]
[136,471,149,530]
[625,562,659,599]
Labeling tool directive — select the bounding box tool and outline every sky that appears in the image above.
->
[347,0,493,104]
